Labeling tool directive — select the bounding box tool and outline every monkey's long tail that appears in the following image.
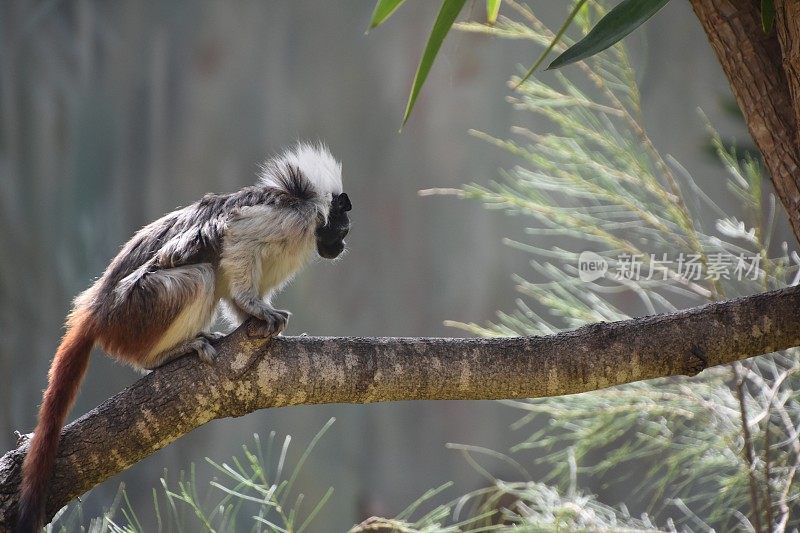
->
[15,310,96,533]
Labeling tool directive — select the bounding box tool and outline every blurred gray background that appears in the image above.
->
[0,0,759,530]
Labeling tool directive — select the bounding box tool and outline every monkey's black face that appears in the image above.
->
[316,192,351,259]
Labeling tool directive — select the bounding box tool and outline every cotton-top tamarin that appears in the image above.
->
[16,143,351,532]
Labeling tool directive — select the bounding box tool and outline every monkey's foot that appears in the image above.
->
[190,336,219,365]
[148,336,218,369]
[246,310,290,338]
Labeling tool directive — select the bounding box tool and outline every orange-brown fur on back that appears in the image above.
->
[95,264,217,365]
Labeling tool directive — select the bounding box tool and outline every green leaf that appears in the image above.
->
[547,0,672,70]
[401,0,467,127]
[369,0,407,30]
[516,0,589,85]
[486,0,501,24]
[761,0,775,33]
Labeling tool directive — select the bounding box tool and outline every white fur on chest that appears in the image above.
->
[257,239,313,294]
[217,205,316,299]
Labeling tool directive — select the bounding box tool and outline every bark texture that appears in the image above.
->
[775,0,800,145]
[689,0,800,243]
[1,285,800,530]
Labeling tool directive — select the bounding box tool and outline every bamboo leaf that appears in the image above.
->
[547,0,671,70]
[401,0,468,127]
[369,0,406,30]
[487,0,501,24]
[516,0,589,86]
[761,0,775,33]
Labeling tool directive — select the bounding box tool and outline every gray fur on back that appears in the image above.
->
[87,168,322,320]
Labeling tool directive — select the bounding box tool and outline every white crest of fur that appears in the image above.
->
[259,142,343,197]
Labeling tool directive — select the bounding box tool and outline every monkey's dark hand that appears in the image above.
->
[246,309,290,338]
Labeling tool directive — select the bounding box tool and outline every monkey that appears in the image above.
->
[15,143,351,532]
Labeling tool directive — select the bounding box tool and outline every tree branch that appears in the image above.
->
[689,0,800,244]
[0,286,799,529]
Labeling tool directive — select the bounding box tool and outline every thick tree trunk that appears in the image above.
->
[775,0,800,146]
[689,0,800,243]
[1,285,800,530]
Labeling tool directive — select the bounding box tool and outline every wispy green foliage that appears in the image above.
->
[53,420,336,533]
[407,1,800,531]
[351,479,665,532]
[447,1,792,334]
[518,0,588,84]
